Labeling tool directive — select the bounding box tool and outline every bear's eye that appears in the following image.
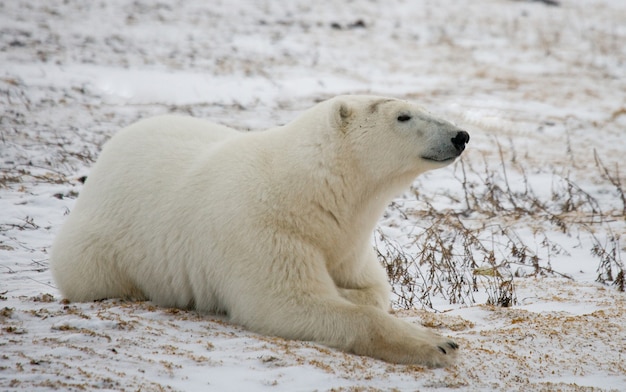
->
[397,115,412,122]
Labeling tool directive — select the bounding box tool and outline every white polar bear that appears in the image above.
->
[51,95,469,367]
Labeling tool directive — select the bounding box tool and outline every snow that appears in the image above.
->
[1,0,625,390]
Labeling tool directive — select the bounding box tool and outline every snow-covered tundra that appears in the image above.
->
[51,95,469,367]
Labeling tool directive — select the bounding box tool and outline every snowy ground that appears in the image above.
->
[1,0,625,391]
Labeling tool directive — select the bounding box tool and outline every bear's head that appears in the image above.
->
[328,95,469,182]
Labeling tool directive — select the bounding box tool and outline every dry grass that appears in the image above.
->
[378,142,624,310]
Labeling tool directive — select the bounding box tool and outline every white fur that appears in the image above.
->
[51,95,468,367]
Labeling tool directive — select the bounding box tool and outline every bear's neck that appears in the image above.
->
[263,125,416,258]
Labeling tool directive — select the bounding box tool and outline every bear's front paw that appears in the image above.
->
[424,336,459,368]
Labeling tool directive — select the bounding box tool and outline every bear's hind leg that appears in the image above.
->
[51,230,145,303]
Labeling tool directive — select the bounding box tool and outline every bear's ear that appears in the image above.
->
[331,99,353,132]
[339,102,352,120]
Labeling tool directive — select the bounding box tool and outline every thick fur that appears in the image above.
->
[51,95,468,367]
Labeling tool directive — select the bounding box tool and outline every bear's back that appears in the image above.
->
[78,115,239,208]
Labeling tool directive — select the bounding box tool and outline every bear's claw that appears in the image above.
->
[437,341,459,355]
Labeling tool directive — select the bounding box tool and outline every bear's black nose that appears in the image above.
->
[451,131,470,153]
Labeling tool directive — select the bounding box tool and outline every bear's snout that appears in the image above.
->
[451,131,470,153]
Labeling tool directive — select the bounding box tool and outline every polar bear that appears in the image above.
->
[51,95,469,367]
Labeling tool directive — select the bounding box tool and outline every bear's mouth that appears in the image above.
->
[421,155,458,163]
